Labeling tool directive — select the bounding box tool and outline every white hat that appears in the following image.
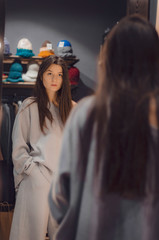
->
[16,38,35,57]
[17,38,33,50]
[22,62,39,82]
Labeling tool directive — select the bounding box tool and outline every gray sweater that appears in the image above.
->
[49,96,159,240]
[12,97,63,189]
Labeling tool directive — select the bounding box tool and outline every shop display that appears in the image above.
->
[16,38,35,58]
[5,62,24,83]
[68,66,80,85]
[4,37,12,56]
[57,39,75,58]
[38,40,55,58]
[22,61,39,82]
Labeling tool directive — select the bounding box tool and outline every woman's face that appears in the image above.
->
[42,64,63,95]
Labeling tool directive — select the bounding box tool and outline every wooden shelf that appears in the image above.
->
[2,55,80,93]
[3,55,80,66]
[3,55,43,65]
[2,81,35,89]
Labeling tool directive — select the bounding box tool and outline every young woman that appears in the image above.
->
[49,15,159,240]
[9,55,75,240]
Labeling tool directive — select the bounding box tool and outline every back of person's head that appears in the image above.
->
[82,15,159,200]
[99,14,159,95]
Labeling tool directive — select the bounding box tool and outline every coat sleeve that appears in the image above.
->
[12,101,36,179]
[49,112,75,224]
[49,96,93,225]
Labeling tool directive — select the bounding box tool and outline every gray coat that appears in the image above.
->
[12,97,63,189]
[49,96,159,240]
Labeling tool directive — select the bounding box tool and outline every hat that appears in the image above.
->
[57,40,75,58]
[2,74,8,81]
[16,38,35,58]
[22,61,39,82]
[38,40,55,58]
[4,37,12,56]
[5,62,24,82]
[68,67,80,85]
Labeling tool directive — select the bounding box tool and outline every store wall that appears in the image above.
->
[4,0,127,89]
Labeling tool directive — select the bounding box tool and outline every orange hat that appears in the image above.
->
[38,40,55,58]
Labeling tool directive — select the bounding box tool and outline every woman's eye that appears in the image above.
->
[47,72,52,75]
[59,74,63,77]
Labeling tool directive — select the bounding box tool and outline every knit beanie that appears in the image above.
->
[57,40,75,58]
[68,67,80,85]
[16,38,35,58]
[4,37,11,56]
[38,40,55,58]
[22,61,39,82]
[5,62,24,82]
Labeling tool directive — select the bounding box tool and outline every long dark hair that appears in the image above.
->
[34,55,72,132]
[81,14,159,199]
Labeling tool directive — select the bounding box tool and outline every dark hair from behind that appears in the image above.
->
[80,14,159,199]
[34,55,72,132]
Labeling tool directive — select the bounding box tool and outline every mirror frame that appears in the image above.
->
[0,0,5,102]
[127,0,149,19]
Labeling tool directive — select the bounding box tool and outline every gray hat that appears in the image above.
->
[57,40,75,58]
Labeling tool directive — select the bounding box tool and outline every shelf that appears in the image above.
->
[2,81,35,89]
[3,55,80,66]
[3,55,43,65]
[2,55,80,92]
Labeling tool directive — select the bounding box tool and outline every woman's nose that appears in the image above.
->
[51,75,55,81]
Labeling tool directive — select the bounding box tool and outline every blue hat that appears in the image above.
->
[57,40,75,57]
[4,37,12,56]
[5,62,24,82]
